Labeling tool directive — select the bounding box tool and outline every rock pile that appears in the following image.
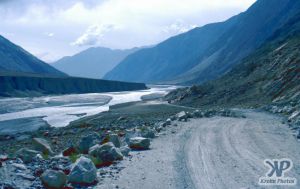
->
[0,107,243,188]
[265,103,300,138]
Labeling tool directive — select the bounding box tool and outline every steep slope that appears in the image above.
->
[52,47,139,79]
[165,12,300,108]
[0,35,66,77]
[0,75,147,97]
[104,20,235,83]
[104,0,300,84]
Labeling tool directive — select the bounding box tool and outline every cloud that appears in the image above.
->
[71,24,117,46]
[162,20,198,35]
[45,32,54,37]
[0,0,256,61]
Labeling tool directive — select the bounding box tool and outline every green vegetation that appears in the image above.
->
[69,153,81,163]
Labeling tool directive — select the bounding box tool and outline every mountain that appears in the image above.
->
[104,0,300,84]
[0,36,147,97]
[52,47,139,79]
[0,35,66,77]
[165,11,300,108]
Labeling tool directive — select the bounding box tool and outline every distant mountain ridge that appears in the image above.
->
[52,47,139,79]
[0,36,147,97]
[0,35,66,77]
[104,0,300,84]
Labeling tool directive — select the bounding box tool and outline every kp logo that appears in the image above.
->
[259,158,297,186]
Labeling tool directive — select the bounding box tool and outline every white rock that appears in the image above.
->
[176,111,187,121]
[129,137,150,150]
[68,156,97,184]
[88,142,123,166]
[41,170,66,189]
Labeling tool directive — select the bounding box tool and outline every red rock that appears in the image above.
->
[63,169,71,175]
[62,147,77,156]
[34,169,44,177]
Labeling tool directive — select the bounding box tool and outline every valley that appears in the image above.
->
[1,0,300,188]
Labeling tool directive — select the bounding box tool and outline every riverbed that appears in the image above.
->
[0,85,176,134]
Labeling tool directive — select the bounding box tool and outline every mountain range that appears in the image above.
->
[52,47,139,79]
[104,0,300,85]
[165,10,300,108]
[0,36,66,77]
[0,36,147,97]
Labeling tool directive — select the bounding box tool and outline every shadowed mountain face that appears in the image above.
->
[164,12,300,108]
[0,35,66,77]
[0,75,147,97]
[52,47,139,79]
[104,0,300,84]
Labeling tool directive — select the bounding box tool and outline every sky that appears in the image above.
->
[0,0,256,63]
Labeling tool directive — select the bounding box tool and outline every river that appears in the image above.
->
[0,85,177,134]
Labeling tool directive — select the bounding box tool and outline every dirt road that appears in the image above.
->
[99,110,300,189]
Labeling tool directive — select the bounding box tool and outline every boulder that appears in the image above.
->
[0,154,8,161]
[41,170,66,189]
[203,110,217,117]
[68,156,97,185]
[125,129,138,143]
[218,109,228,117]
[165,118,172,125]
[88,142,123,166]
[120,146,130,156]
[186,112,193,118]
[141,127,156,139]
[154,125,163,133]
[15,148,40,163]
[192,110,202,118]
[129,137,150,150]
[176,111,187,121]
[108,134,121,148]
[33,138,54,155]
[170,116,177,121]
[161,122,168,127]
[78,133,101,154]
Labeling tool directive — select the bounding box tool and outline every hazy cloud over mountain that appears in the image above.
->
[0,0,256,62]
[71,24,118,47]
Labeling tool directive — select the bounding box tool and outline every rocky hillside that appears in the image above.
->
[166,37,300,130]
[0,35,66,77]
[166,36,299,106]
[104,0,300,84]
[165,12,300,110]
[53,47,139,79]
[0,75,147,97]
